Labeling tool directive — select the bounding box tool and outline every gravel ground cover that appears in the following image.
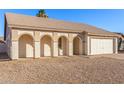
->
[0,56,124,84]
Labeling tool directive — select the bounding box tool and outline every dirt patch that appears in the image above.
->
[0,56,124,84]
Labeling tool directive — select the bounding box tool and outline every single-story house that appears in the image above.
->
[4,13,119,60]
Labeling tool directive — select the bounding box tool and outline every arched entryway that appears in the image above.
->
[58,36,68,56]
[73,36,81,55]
[19,34,34,58]
[40,35,53,57]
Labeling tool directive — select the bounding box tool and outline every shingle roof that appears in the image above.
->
[5,13,118,37]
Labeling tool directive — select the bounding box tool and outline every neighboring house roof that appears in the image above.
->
[5,13,119,38]
[115,33,124,39]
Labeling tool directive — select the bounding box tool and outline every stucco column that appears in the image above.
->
[11,31,19,59]
[34,31,40,58]
[87,36,90,55]
[53,41,58,56]
[79,38,83,55]
[11,41,19,59]
[34,41,40,58]
[53,32,58,57]
[114,37,118,54]
[68,34,73,56]
[84,33,90,55]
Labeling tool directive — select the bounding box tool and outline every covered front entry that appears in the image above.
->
[90,38,113,55]
[73,36,81,55]
[41,35,53,57]
[58,36,68,56]
[19,34,34,58]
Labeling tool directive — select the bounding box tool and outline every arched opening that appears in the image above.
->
[19,34,34,58]
[41,35,53,57]
[58,36,68,56]
[73,36,81,55]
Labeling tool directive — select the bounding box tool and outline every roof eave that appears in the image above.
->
[87,32,119,37]
[8,24,119,37]
[9,24,82,33]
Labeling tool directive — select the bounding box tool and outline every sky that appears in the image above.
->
[0,9,124,36]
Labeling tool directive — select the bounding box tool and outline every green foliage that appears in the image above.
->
[36,9,48,18]
[39,9,45,14]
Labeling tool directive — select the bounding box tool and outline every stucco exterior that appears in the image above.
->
[4,29,118,60]
[4,13,119,60]
[8,29,83,59]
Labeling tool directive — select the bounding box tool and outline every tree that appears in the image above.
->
[36,9,48,18]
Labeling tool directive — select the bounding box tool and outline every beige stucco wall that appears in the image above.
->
[19,35,34,58]
[113,37,118,54]
[8,27,118,60]
[73,37,80,55]
[58,36,67,56]
[83,33,89,55]
[5,24,11,57]
[41,35,53,57]
[53,32,58,56]
[9,28,82,59]
[34,41,40,58]
[11,41,18,59]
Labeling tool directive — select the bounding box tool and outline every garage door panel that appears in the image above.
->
[91,38,113,55]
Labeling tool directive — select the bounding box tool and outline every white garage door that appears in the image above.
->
[91,38,113,55]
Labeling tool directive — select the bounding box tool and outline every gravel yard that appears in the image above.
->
[0,56,124,84]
